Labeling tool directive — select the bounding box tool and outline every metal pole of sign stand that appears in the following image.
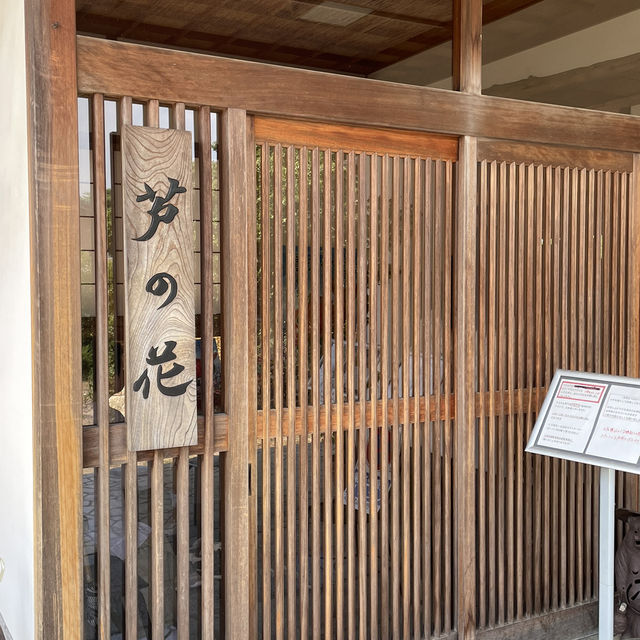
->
[599,466,616,640]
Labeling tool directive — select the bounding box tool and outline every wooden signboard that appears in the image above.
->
[122,125,197,451]
[526,369,640,473]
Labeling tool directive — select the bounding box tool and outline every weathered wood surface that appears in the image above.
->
[90,92,111,640]
[76,58,640,640]
[254,117,458,159]
[221,108,251,640]
[197,103,217,640]
[27,0,83,636]
[77,35,640,153]
[456,134,478,639]
[122,124,196,450]
[479,139,633,171]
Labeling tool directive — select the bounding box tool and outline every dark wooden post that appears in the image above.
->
[221,108,251,639]
[453,0,482,638]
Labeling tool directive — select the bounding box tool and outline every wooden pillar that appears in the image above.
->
[25,0,82,638]
[453,0,482,95]
[453,0,482,638]
[221,108,251,639]
[628,154,640,378]
[24,0,82,637]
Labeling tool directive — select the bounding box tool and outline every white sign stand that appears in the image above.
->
[526,369,640,640]
[599,467,615,640]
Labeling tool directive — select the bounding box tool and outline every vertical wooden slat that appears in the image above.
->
[402,156,412,639]
[443,159,454,634]
[171,101,190,640]
[369,153,379,639]
[274,143,285,640]
[576,168,587,605]
[144,99,165,640]
[586,169,596,374]
[285,144,297,640]
[380,154,390,640]
[523,162,535,618]
[310,146,321,640]
[550,166,561,611]
[432,159,443,636]
[611,172,620,375]
[323,148,333,640]
[629,155,640,378]
[335,150,345,640]
[119,96,140,640]
[487,160,497,627]
[357,152,368,640]
[560,166,569,609]
[567,168,577,609]
[346,150,356,640]
[497,160,507,625]
[506,162,516,623]
[151,448,165,638]
[584,182,596,601]
[533,163,544,615]
[477,160,488,629]
[422,159,433,639]
[247,114,259,640]
[197,105,216,640]
[515,162,525,621]
[603,171,612,374]
[391,155,401,639]
[543,164,553,613]
[595,170,604,375]
[92,92,111,640]
[620,172,629,377]
[577,168,587,373]
[299,146,310,640]
[260,141,272,640]
[221,107,251,640]
[412,157,422,640]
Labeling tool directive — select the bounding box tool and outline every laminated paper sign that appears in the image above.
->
[122,125,197,451]
[527,369,640,473]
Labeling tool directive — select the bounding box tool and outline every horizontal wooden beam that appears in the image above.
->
[256,386,546,440]
[82,387,546,467]
[476,601,597,640]
[76,36,640,153]
[479,138,633,172]
[254,117,458,160]
[82,414,229,467]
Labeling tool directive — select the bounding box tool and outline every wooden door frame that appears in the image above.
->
[25,0,82,637]
[27,0,640,634]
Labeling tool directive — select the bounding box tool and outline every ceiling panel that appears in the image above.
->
[75,0,543,75]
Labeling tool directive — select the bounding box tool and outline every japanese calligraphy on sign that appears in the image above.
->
[122,125,197,451]
[526,370,640,473]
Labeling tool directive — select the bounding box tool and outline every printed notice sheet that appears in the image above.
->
[526,370,640,473]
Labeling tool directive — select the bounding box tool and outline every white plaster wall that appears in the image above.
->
[0,0,35,638]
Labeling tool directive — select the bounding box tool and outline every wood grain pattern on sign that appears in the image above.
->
[122,124,196,450]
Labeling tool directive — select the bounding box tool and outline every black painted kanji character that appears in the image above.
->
[133,369,151,399]
[134,177,186,241]
[146,272,178,309]
[133,340,193,398]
